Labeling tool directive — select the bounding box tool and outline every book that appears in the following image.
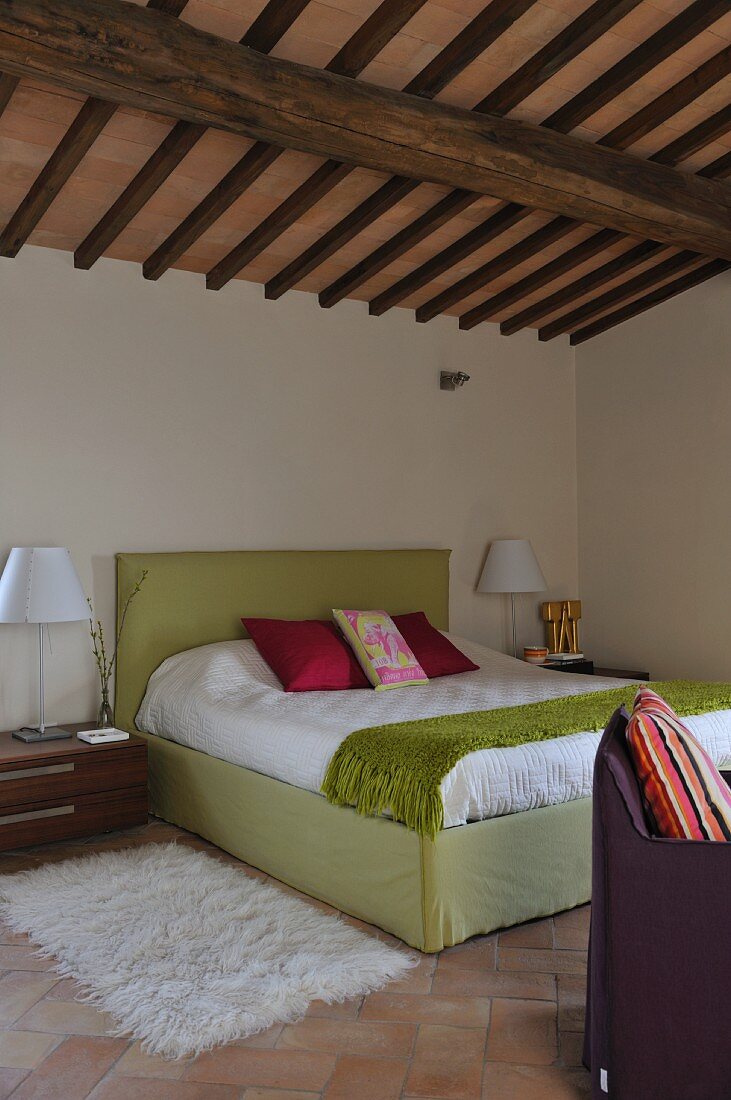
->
[547,652,585,662]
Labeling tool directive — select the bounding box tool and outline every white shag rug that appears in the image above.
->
[0,842,415,1060]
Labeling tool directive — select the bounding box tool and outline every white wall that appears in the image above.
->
[576,269,731,680]
[1,247,578,729]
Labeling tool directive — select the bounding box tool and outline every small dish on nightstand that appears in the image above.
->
[77,728,130,744]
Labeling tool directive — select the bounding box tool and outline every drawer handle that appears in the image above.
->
[0,763,75,782]
[0,804,74,826]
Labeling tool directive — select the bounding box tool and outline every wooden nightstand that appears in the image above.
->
[541,660,650,680]
[594,667,650,681]
[542,659,595,675]
[0,724,148,851]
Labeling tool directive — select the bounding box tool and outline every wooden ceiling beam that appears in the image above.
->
[317,189,478,309]
[700,150,731,179]
[0,95,116,256]
[536,163,731,341]
[73,0,311,270]
[473,0,643,118]
[542,0,729,135]
[262,177,418,300]
[459,99,731,331]
[401,0,538,101]
[479,55,731,331]
[493,120,731,335]
[0,72,18,121]
[537,138,731,340]
[598,45,731,152]
[326,0,428,81]
[569,259,730,344]
[652,104,731,168]
[367,203,531,316]
[496,236,653,335]
[290,0,647,308]
[3,0,731,271]
[467,229,626,332]
[204,166,406,292]
[205,0,540,294]
[321,0,644,311]
[365,0,728,315]
[422,217,578,324]
[367,0,731,318]
[536,245,684,339]
[241,0,312,55]
[146,0,189,14]
[144,0,428,281]
[0,0,189,258]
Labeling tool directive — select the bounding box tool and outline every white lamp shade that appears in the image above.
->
[478,539,547,594]
[0,548,89,623]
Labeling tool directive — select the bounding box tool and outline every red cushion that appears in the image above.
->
[392,612,479,678]
[242,618,368,692]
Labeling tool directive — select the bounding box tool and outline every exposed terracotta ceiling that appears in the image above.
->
[0,0,729,343]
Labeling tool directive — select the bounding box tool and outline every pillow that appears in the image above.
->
[392,611,479,679]
[242,618,368,692]
[626,687,731,841]
[333,609,429,691]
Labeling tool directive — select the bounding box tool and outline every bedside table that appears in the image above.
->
[542,659,595,675]
[594,667,650,681]
[540,661,650,680]
[0,724,148,851]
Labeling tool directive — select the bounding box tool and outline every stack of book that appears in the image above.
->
[547,652,585,662]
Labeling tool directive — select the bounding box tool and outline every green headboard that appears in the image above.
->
[116,548,451,732]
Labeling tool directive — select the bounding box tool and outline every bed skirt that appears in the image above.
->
[139,729,591,952]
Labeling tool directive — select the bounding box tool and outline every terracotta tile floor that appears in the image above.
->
[0,820,591,1099]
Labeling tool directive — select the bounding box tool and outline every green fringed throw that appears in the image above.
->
[322,681,731,839]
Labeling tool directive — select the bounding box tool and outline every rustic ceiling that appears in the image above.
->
[0,0,729,342]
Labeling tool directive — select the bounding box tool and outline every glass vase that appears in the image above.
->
[97,688,114,729]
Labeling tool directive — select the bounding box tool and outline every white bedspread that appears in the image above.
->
[136,637,731,827]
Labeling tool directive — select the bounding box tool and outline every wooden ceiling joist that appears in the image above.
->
[72,0,312,270]
[471,52,731,331]
[0,0,190,259]
[270,0,646,306]
[485,231,639,333]
[701,151,731,179]
[0,95,117,257]
[492,125,731,336]
[539,0,728,135]
[533,141,731,342]
[260,176,420,300]
[143,0,429,282]
[318,188,478,310]
[320,0,645,310]
[203,0,540,293]
[366,0,731,319]
[569,258,730,344]
[367,201,531,316]
[655,105,731,168]
[598,45,731,152]
[0,72,18,118]
[445,90,731,328]
[420,217,579,323]
[538,251,703,340]
[0,0,729,343]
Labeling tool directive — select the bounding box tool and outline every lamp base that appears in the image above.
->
[12,727,73,743]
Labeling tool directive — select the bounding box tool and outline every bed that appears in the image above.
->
[114,549,730,951]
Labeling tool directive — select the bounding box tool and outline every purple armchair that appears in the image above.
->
[584,706,731,1100]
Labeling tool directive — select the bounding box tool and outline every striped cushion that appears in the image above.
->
[627,687,731,841]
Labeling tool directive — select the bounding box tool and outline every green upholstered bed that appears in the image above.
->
[116,549,591,952]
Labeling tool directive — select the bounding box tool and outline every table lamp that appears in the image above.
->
[0,547,89,742]
[478,539,546,657]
